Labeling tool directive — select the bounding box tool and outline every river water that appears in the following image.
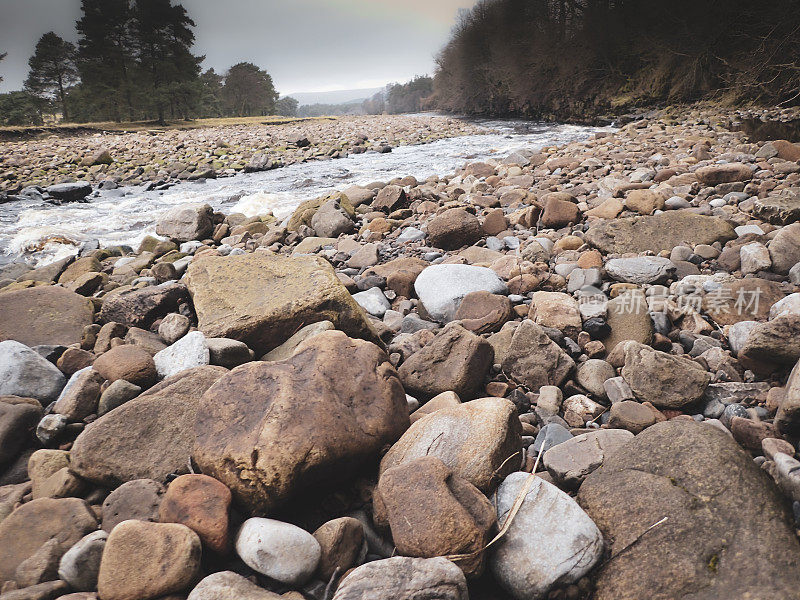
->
[0,118,608,267]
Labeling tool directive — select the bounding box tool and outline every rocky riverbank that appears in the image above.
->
[0,114,486,194]
[0,103,800,600]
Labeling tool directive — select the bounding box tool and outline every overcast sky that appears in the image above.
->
[0,0,477,96]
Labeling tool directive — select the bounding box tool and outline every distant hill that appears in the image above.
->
[286,87,385,107]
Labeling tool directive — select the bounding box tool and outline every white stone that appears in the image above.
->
[153,331,210,379]
[735,224,765,237]
[605,257,676,284]
[727,321,759,356]
[740,242,771,274]
[0,340,66,403]
[770,293,800,320]
[489,472,604,600]
[397,227,426,243]
[414,264,507,322]
[235,518,321,586]
[352,287,391,317]
[58,530,108,592]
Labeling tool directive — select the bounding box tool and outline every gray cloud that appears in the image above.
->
[0,0,476,95]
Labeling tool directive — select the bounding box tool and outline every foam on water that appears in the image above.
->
[0,118,610,266]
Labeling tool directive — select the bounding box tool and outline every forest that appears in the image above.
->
[431,0,800,119]
[0,0,286,125]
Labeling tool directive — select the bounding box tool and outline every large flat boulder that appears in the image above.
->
[193,331,409,514]
[585,212,735,254]
[577,421,800,600]
[70,366,228,487]
[0,286,94,347]
[184,253,379,355]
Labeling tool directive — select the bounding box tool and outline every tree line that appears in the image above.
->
[432,0,800,119]
[362,76,433,115]
[0,0,299,126]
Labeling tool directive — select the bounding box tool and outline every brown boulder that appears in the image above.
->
[454,291,512,334]
[738,314,800,374]
[427,208,482,250]
[193,331,409,513]
[585,212,735,254]
[374,457,496,577]
[578,421,800,600]
[101,479,165,532]
[695,163,753,185]
[380,397,522,493]
[0,286,94,347]
[398,323,494,400]
[99,283,188,329]
[92,345,156,388]
[0,498,97,584]
[501,320,575,389]
[159,474,231,554]
[541,193,579,228]
[70,366,228,487]
[703,278,784,326]
[313,517,366,581]
[184,253,378,355]
[97,520,201,600]
[372,185,409,213]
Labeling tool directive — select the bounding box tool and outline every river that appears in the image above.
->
[0,117,609,267]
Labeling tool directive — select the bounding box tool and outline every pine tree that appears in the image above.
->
[24,32,79,121]
[76,0,135,121]
[0,53,6,84]
[222,62,278,117]
[130,0,202,123]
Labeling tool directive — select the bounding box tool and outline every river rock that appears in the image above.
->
[0,286,94,347]
[235,518,321,586]
[332,557,468,600]
[529,292,582,338]
[193,331,408,513]
[585,212,735,254]
[311,199,355,238]
[0,497,97,585]
[99,282,189,329]
[775,359,800,436]
[380,397,521,493]
[621,342,711,408]
[260,320,334,362]
[97,520,202,600]
[312,517,366,581]
[577,421,800,600]
[156,203,214,242]
[92,344,157,388]
[489,472,604,600]
[605,257,676,284]
[0,341,66,404]
[0,401,40,466]
[602,290,653,352]
[187,571,282,600]
[415,264,507,322]
[159,474,231,554]
[543,429,634,488]
[58,530,107,592]
[753,191,800,225]
[427,208,482,250]
[353,287,391,317]
[205,337,251,368]
[70,366,228,486]
[101,479,164,532]
[185,253,378,354]
[97,379,140,416]
[372,185,408,212]
[398,323,493,400]
[158,313,191,344]
[738,314,800,373]
[608,400,656,433]
[703,278,784,326]
[454,291,512,334]
[695,162,753,185]
[374,456,496,576]
[153,331,210,379]
[52,367,103,421]
[501,320,575,389]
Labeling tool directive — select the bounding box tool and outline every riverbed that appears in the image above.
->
[0,117,608,266]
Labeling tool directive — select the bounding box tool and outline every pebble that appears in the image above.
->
[235,518,321,586]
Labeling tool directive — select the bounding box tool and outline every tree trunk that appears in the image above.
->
[57,74,69,122]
